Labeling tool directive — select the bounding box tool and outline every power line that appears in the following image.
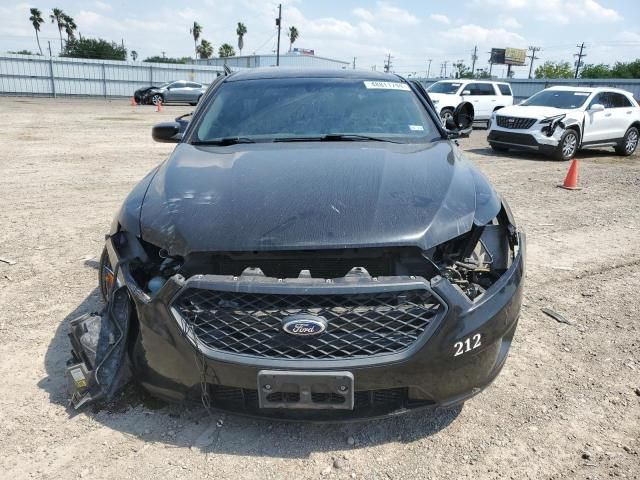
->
[574,42,586,79]
[471,45,478,75]
[384,53,393,73]
[527,46,541,79]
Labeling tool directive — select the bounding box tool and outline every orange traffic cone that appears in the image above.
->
[155,99,163,112]
[558,159,581,190]
[130,96,137,106]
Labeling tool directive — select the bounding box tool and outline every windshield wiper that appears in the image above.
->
[192,137,256,146]
[274,134,402,144]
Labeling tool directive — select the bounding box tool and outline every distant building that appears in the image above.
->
[191,52,350,70]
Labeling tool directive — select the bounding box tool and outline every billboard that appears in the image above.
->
[490,48,505,64]
[504,47,527,66]
[490,47,526,66]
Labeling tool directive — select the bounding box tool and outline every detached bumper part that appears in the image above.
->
[66,286,131,409]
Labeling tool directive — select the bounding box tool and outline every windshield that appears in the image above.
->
[522,90,591,109]
[194,78,438,144]
[427,82,462,94]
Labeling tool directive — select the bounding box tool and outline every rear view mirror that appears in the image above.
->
[152,122,182,143]
[462,90,471,96]
[446,101,474,138]
[152,114,191,143]
[590,103,605,112]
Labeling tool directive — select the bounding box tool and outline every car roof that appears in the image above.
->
[545,85,633,95]
[225,67,405,82]
[434,79,505,84]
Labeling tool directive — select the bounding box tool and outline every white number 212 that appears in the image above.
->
[453,334,482,357]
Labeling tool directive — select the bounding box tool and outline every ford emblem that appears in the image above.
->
[282,314,327,336]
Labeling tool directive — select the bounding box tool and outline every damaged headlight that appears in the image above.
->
[430,206,517,301]
[540,114,566,137]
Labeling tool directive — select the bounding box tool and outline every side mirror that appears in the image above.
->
[152,122,182,143]
[590,103,605,112]
[445,101,474,138]
[461,90,471,96]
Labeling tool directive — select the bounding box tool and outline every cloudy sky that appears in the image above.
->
[2,0,639,77]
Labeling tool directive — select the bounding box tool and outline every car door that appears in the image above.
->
[607,92,635,138]
[583,92,618,143]
[166,81,187,102]
[496,83,514,108]
[185,82,203,102]
[461,83,494,119]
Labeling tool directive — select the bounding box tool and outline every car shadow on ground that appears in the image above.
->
[38,289,463,458]
[465,146,620,162]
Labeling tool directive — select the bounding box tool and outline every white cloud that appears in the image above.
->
[498,16,522,29]
[352,2,419,26]
[430,14,451,25]
[615,31,640,42]
[442,24,525,46]
[93,1,112,11]
[471,0,621,24]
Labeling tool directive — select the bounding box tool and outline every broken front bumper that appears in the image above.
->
[68,232,525,419]
[488,127,562,151]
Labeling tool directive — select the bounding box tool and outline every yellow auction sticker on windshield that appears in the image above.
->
[363,81,410,91]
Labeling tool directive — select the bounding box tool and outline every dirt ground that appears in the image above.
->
[0,97,638,480]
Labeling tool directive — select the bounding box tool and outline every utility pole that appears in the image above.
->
[384,53,392,73]
[443,61,448,78]
[527,46,541,79]
[353,57,356,69]
[471,46,478,76]
[275,4,282,66]
[574,42,586,79]
[426,58,432,78]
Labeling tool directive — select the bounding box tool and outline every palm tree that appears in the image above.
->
[62,13,77,41]
[29,8,44,56]
[190,22,202,58]
[236,22,247,56]
[196,39,213,59]
[287,26,299,52]
[218,43,235,58]
[50,8,65,52]
[131,50,138,61]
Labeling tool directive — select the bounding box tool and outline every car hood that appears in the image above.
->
[138,141,501,256]
[427,92,457,103]
[495,105,578,119]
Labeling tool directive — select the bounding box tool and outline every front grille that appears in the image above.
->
[496,115,537,129]
[488,130,539,146]
[210,385,410,411]
[172,287,442,360]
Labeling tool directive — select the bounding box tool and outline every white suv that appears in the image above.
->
[487,86,640,160]
[427,80,514,123]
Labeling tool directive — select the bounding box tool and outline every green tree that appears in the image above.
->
[580,64,612,79]
[29,8,45,56]
[9,50,38,55]
[287,26,299,52]
[143,55,190,64]
[452,60,472,78]
[611,59,640,79]
[50,8,66,52]
[190,21,202,58]
[534,61,573,79]
[130,50,138,61]
[218,42,235,58]
[236,22,247,56]
[62,13,77,41]
[61,37,127,60]
[197,39,214,59]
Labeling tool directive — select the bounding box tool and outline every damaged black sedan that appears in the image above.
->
[67,68,525,420]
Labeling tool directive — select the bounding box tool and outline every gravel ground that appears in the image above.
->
[0,97,638,480]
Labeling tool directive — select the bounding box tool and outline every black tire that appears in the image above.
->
[490,142,509,153]
[614,126,639,156]
[440,108,454,126]
[553,129,579,161]
[150,93,164,106]
[98,247,114,302]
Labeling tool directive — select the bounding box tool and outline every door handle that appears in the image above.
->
[605,113,612,117]
[627,111,633,114]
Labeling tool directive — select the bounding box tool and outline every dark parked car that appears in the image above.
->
[134,80,207,106]
[67,68,525,420]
